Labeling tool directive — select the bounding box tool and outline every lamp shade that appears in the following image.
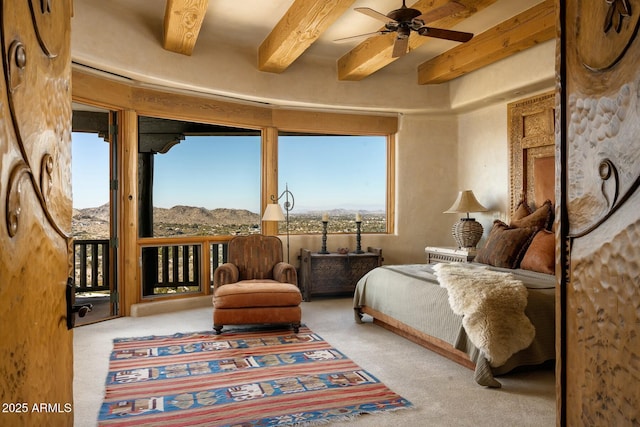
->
[444,190,488,214]
[262,203,285,221]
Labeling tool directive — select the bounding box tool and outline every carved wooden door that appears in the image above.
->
[0,1,73,426]
[561,0,640,424]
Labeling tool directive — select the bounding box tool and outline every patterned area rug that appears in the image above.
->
[98,325,412,426]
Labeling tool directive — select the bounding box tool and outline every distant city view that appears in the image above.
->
[72,204,386,239]
[72,130,387,239]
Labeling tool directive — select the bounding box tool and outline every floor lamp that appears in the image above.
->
[262,183,294,263]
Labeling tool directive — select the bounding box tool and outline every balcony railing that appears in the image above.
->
[138,236,231,297]
[74,236,232,298]
[73,239,110,293]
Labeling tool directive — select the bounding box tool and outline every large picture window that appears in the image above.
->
[278,133,388,233]
[72,71,398,309]
[137,116,261,297]
[138,116,261,238]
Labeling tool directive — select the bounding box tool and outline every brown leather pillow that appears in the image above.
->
[510,199,553,230]
[475,220,538,269]
[520,229,555,274]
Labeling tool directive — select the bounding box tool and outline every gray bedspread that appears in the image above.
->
[352,263,555,387]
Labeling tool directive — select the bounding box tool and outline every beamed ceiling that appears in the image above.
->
[162,0,555,84]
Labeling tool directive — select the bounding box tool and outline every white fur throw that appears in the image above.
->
[433,262,535,367]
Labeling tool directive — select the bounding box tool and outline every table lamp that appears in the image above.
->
[444,190,488,249]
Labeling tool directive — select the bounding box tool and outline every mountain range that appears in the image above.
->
[72,204,384,239]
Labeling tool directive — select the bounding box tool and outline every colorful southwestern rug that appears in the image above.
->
[98,325,412,426]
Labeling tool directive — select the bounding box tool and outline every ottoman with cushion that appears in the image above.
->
[212,234,302,334]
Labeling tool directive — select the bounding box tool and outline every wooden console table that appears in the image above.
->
[299,247,382,301]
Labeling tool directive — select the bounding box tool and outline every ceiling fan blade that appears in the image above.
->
[355,7,396,23]
[418,27,473,43]
[334,31,386,43]
[415,1,466,24]
[392,36,409,58]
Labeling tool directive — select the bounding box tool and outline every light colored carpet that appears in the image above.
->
[74,297,555,426]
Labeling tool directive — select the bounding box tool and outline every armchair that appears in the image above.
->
[212,234,302,334]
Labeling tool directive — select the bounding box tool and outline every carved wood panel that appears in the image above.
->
[508,91,556,214]
[562,0,640,424]
[0,1,73,425]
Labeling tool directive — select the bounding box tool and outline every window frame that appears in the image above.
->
[136,115,263,238]
[275,131,394,234]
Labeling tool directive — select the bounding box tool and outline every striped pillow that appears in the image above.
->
[475,220,538,269]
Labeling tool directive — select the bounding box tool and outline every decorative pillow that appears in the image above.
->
[510,199,553,230]
[520,229,555,274]
[511,199,532,221]
[475,220,538,269]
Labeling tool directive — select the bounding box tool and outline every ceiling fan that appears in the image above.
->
[335,0,474,58]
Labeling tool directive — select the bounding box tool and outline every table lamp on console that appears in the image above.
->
[444,190,488,249]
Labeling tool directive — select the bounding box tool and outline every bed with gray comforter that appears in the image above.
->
[353,263,556,387]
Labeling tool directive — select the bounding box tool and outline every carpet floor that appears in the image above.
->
[75,297,555,426]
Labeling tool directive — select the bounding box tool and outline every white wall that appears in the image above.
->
[449,42,556,112]
[457,103,510,246]
[392,114,460,261]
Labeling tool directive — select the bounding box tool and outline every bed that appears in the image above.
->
[353,92,557,387]
[353,262,555,387]
[353,197,557,387]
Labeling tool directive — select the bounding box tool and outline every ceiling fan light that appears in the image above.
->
[398,28,410,39]
[385,22,399,31]
[410,19,425,30]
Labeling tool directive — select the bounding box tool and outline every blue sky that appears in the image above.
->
[71,133,386,212]
[279,135,386,212]
[72,132,110,209]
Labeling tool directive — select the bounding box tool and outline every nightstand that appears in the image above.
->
[425,246,476,264]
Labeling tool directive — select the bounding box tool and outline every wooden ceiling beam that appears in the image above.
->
[337,0,497,81]
[417,0,556,84]
[163,0,209,56]
[258,0,356,73]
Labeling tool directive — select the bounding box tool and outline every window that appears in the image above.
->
[73,73,399,309]
[71,104,119,322]
[71,131,110,237]
[137,116,261,297]
[138,116,261,238]
[278,133,388,233]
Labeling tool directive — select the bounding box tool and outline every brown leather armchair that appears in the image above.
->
[212,234,302,334]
